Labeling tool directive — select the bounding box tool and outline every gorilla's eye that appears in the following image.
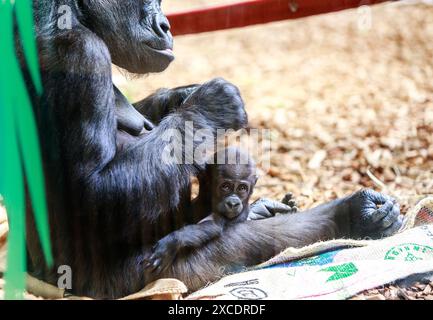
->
[220,182,233,192]
[237,184,248,193]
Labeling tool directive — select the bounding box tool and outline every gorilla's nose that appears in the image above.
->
[155,14,171,39]
[226,199,241,210]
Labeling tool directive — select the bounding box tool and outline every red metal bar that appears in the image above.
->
[167,0,390,36]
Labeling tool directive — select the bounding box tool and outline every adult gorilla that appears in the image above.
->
[23,0,402,298]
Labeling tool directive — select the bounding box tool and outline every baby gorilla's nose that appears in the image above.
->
[225,198,241,210]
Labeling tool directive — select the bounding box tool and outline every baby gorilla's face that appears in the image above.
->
[216,179,251,218]
[211,164,258,220]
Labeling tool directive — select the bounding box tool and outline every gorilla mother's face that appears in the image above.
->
[78,0,174,74]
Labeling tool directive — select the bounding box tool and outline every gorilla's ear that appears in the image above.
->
[253,175,259,186]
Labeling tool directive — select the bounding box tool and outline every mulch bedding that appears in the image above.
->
[353,282,433,300]
[1,1,432,300]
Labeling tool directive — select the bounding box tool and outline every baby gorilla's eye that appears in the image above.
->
[220,182,232,192]
[237,184,249,193]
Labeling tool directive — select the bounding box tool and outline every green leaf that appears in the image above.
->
[15,0,43,94]
[14,58,53,267]
[0,0,52,299]
[0,0,27,299]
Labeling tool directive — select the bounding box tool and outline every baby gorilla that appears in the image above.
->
[145,148,296,272]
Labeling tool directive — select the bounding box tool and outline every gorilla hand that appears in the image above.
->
[183,78,248,131]
[144,237,178,274]
[248,198,295,220]
[281,192,299,213]
[346,189,403,239]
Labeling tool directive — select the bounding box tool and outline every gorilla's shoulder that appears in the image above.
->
[44,26,112,73]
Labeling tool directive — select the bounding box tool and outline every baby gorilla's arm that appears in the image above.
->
[145,219,223,273]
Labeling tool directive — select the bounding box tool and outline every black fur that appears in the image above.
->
[24,0,403,298]
[144,148,265,273]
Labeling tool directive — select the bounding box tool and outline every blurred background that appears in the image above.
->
[114,0,433,211]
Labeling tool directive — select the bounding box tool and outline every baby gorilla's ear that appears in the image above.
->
[253,175,259,186]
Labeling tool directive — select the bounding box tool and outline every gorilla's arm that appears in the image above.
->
[41,28,247,249]
[143,189,402,291]
[145,219,224,272]
[134,85,199,124]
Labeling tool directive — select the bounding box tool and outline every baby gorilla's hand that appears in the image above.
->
[347,189,403,239]
[248,196,295,220]
[144,238,178,273]
[281,192,299,213]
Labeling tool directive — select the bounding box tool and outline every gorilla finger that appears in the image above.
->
[269,201,293,214]
[155,265,164,274]
[287,200,297,207]
[282,193,293,204]
[371,200,395,223]
[151,259,162,271]
[382,217,403,237]
[250,208,272,218]
[398,215,410,231]
[149,252,162,263]
[286,205,298,213]
[248,213,259,220]
[143,118,155,131]
[252,199,276,213]
[378,203,400,228]
[250,213,268,220]
[247,213,257,220]
[396,215,405,232]
[261,210,275,218]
